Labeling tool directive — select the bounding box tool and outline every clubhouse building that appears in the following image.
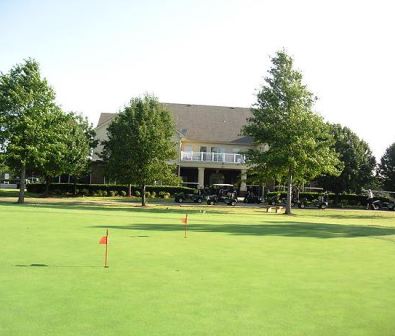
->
[92,103,254,192]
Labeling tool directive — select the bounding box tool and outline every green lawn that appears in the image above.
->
[1,199,395,336]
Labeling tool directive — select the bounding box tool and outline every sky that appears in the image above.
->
[0,0,394,159]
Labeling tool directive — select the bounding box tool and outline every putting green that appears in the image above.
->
[0,201,394,335]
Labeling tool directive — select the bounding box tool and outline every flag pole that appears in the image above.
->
[104,229,109,268]
[184,214,188,238]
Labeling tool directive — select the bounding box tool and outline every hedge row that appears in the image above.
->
[266,191,391,206]
[26,183,194,197]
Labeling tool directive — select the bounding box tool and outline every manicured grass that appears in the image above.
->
[1,199,395,335]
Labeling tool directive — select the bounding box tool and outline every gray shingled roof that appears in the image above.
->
[96,103,254,145]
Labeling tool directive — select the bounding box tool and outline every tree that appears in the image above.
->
[242,51,341,214]
[36,110,97,196]
[378,143,395,191]
[0,59,58,203]
[102,95,179,206]
[317,124,376,195]
[64,112,97,194]
[36,107,70,196]
[0,152,8,176]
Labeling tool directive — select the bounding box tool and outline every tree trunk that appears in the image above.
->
[335,193,339,207]
[18,165,26,204]
[128,184,132,197]
[285,173,292,215]
[141,185,146,206]
[44,176,51,197]
[261,184,265,203]
[73,177,77,196]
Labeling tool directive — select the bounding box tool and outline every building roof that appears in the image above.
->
[97,113,115,127]
[96,103,254,145]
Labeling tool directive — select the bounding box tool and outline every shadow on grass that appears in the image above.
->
[298,211,395,220]
[15,264,103,268]
[0,201,227,215]
[91,222,395,239]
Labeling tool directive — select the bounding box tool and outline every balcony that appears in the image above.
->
[180,151,246,164]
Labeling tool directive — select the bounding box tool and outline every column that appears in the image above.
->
[198,167,205,189]
[240,169,247,192]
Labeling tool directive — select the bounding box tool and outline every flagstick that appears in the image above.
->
[104,229,109,268]
[184,214,188,238]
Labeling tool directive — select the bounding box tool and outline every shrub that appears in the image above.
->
[109,190,117,197]
[80,188,89,196]
[120,190,127,197]
[52,189,61,195]
[150,191,156,198]
[26,183,193,198]
[144,191,151,198]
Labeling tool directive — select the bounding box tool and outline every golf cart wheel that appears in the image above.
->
[207,200,214,205]
[299,203,305,209]
[177,198,183,203]
[319,204,327,209]
[196,198,202,203]
[230,201,236,206]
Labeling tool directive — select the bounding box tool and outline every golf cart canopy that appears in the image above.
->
[211,184,234,187]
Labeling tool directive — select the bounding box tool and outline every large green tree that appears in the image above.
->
[317,124,376,195]
[102,95,179,206]
[37,110,96,196]
[36,107,70,196]
[378,143,395,191]
[243,51,341,214]
[0,59,58,203]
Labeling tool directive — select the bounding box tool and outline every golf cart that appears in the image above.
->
[368,190,395,211]
[243,191,263,204]
[205,184,238,206]
[268,194,299,207]
[174,189,205,204]
[298,193,329,209]
[372,199,395,210]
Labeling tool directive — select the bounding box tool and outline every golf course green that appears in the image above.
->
[1,199,394,335]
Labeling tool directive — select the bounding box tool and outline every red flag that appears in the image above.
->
[181,215,188,224]
[99,236,108,244]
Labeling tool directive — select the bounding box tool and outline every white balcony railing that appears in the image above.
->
[181,151,246,164]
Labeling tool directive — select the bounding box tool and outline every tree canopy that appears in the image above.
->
[317,124,376,194]
[0,59,96,200]
[102,95,179,206]
[0,59,58,202]
[242,51,341,214]
[378,143,395,191]
[36,110,96,195]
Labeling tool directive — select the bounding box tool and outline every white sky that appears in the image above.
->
[0,0,394,159]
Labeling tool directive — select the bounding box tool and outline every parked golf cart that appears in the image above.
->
[205,184,238,206]
[174,189,205,204]
[371,199,395,210]
[243,191,263,204]
[369,191,395,211]
[268,194,298,207]
[365,190,395,211]
[298,193,329,209]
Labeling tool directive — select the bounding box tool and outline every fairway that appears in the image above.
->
[1,201,395,336]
